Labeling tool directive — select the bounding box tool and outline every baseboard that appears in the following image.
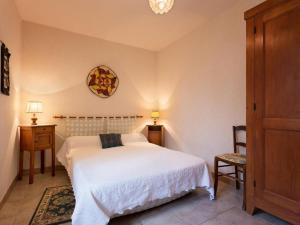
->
[0,175,18,210]
[0,165,65,210]
[21,165,65,175]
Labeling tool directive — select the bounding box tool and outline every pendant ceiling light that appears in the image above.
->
[149,0,174,14]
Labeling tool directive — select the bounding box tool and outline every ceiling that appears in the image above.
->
[15,0,239,51]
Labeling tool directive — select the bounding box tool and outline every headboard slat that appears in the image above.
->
[53,114,144,137]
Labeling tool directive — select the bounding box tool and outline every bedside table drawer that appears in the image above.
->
[35,134,52,149]
[148,126,162,131]
[35,126,53,134]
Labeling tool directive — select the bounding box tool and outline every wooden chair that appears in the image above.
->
[214,125,246,209]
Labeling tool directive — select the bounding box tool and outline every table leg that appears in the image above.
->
[51,148,55,176]
[18,150,23,180]
[41,151,45,174]
[29,150,35,184]
[214,157,219,199]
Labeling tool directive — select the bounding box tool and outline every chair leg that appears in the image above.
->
[242,167,247,210]
[214,158,219,199]
[235,165,240,190]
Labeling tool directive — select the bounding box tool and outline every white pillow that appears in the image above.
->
[66,136,101,149]
[121,133,148,144]
[57,136,101,169]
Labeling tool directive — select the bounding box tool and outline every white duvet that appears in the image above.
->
[57,135,214,225]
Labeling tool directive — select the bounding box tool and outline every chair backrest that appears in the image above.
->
[233,125,246,153]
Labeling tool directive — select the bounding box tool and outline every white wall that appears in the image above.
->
[157,0,263,168]
[0,0,266,201]
[20,22,157,168]
[0,0,22,201]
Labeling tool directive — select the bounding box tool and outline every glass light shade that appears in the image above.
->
[149,0,174,14]
[151,111,160,118]
[26,101,43,113]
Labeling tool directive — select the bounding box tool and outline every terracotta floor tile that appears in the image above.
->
[0,170,292,225]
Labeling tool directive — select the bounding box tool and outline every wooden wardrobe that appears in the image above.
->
[245,0,300,224]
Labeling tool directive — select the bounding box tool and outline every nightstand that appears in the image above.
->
[147,125,164,146]
[19,125,56,184]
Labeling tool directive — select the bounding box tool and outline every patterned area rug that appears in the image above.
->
[29,185,75,225]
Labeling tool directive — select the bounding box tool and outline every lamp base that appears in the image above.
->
[31,117,38,126]
[153,119,157,125]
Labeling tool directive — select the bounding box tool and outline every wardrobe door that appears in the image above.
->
[253,2,300,223]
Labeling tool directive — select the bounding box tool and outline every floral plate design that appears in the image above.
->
[87,65,119,98]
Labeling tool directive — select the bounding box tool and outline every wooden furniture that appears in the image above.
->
[214,126,246,209]
[245,0,300,223]
[147,125,164,146]
[19,125,56,184]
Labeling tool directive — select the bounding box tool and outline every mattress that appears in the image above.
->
[57,136,214,225]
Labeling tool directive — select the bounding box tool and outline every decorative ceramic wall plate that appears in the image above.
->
[87,65,119,98]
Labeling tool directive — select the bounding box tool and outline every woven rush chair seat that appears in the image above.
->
[216,153,246,165]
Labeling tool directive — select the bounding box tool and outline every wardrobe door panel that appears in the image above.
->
[265,130,300,203]
[264,9,300,118]
[253,1,300,223]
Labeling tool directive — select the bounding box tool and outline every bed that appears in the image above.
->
[57,133,214,225]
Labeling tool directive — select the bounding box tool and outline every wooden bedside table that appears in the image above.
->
[19,125,56,184]
[147,125,164,146]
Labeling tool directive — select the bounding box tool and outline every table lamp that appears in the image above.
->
[151,111,160,125]
[26,101,43,125]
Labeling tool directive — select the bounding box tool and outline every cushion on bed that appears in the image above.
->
[99,133,123,149]
[121,133,148,144]
[67,136,101,149]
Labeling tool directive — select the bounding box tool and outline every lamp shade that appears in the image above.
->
[151,111,160,118]
[26,101,43,113]
[149,0,174,14]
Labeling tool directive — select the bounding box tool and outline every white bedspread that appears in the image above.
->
[58,141,214,225]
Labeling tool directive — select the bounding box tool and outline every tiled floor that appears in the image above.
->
[0,170,291,225]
